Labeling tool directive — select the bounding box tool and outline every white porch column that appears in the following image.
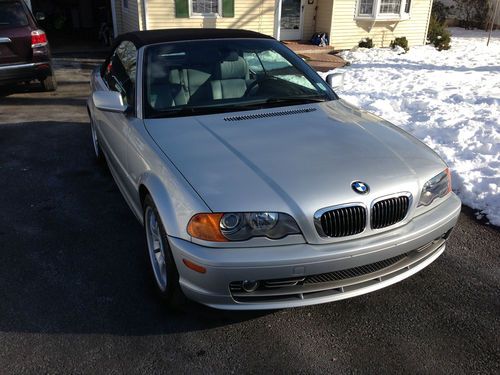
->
[274,0,282,40]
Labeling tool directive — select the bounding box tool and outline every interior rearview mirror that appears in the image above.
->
[92,91,128,113]
[326,70,345,91]
[35,12,46,21]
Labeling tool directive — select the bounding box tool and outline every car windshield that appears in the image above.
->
[143,39,336,118]
[0,1,29,28]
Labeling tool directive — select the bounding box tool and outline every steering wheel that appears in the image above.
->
[244,76,279,97]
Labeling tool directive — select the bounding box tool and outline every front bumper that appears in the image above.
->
[169,193,461,310]
[0,62,52,84]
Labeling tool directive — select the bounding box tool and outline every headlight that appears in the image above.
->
[418,168,452,207]
[187,212,301,242]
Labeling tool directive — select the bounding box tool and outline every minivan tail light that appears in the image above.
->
[31,30,48,48]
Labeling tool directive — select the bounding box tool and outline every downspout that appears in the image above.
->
[142,0,149,30]
[423,0,434,45]
[274,0,282,40]
[137,0,144,30]
[110,0,118,37]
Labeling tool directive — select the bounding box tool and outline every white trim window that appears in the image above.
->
[358,0,375,16]
[190,0,222,17]
[379,0,401,14]
[356,0,412,20]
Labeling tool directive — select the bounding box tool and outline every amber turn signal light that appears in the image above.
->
[187,213,228,242]
[445,167,452,193]
[182,259,207,274]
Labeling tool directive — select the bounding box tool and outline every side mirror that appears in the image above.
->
[92,91,128,113]
[35,12,46,21]
[326,70,345,91]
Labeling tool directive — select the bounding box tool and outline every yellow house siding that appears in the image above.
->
[329,0,433,49]
[302,3,318,40]
[114,0,124,34]
[315,0,334,35]
[145,0,276,36]
[120,0,141,33]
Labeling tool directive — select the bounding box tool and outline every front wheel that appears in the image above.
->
[90,116,105,164]
[143,195,185,308]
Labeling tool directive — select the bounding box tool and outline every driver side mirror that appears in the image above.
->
[326,70,345,91]
[93,91,128,113]
[35,12,46,21]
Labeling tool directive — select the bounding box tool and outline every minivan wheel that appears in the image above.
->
[143,195,185,308]
[40,73,57,92]
[90,117,105,164]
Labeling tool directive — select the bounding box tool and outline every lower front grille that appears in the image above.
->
[229,237,446,304]
[230,252,407,294]
[304,253,407,284]
[317,205,366,237]
[371,195,410,229]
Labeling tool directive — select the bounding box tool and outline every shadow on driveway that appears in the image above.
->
[0,121,268,337]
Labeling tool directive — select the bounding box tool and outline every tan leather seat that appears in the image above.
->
[211,55,249,100]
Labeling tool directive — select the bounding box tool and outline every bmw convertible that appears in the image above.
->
[87,29,461,310]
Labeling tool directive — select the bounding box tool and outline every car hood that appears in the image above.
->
[144,100,446,243]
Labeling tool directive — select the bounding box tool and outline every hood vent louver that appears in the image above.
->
[224,107,317,122]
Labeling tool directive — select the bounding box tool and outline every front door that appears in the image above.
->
[280,0,303,40]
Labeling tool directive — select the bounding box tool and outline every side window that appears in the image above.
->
[103,41,137,108]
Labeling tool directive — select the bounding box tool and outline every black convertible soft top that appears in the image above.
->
[113,28,274,48]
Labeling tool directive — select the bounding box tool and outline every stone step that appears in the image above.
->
[306,59,346,72]
[282,41,336,55]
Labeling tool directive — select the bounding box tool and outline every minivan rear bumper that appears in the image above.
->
[0,61,51,83]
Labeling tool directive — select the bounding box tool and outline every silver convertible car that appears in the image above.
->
[87,29,461,310]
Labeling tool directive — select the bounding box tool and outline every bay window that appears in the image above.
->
[359,0,374,16]
[379,0,401,14]
[356,0,412,20]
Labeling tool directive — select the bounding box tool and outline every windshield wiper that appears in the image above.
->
[148,106,226,119]
[147,97,328,119]
[265,96,328,104]
[148,99,283,118]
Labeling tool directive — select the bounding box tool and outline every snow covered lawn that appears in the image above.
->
[322,28,500,226]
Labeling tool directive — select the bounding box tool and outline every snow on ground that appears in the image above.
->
[320,28,500,226]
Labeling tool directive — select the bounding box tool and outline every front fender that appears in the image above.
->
[138,171,210,241]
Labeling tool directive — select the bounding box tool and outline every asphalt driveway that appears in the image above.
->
[0,62,498,374]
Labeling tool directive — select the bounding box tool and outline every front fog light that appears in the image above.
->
[242,280,260,293]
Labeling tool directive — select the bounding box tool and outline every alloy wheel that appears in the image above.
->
[145,206,168,291]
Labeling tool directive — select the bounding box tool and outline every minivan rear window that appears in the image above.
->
[0,1,29,28]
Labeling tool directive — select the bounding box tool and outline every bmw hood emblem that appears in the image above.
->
[352,181,369,194]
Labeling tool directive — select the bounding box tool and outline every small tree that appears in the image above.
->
[427,15,452,50]
[358,38,374,48]
[390,37,410,53]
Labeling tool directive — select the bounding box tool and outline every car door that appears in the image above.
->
[99,41,138,190]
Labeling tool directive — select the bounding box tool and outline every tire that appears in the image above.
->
[89,116,106,164]
[40,73,57,92]
[143,195,186,309]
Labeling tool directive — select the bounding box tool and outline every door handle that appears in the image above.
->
[0,37,12,44]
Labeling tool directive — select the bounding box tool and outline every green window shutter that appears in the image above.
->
[222,0,234,17]
[175,0,189,18]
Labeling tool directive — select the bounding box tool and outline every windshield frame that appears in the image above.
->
[141,38,338,119]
